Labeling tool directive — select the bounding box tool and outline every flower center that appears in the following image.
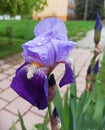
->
[27,62,42,79]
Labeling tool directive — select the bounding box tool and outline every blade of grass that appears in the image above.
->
[63,88,70,130]
[18,111,27,130]
[93,81,104,129]
[11,121,17,130]
[70,82,77,130]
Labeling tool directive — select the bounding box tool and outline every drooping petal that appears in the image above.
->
[59,62,75,87]
[11,63,48,110]
[34,17,68,40]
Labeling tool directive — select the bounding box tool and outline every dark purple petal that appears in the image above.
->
[59,63,75,87]
[11,64,48,110]
[95,14,103,31]
[93,60,99,74]
[34,17,68,40]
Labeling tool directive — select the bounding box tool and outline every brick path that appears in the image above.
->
[0,48,93,130]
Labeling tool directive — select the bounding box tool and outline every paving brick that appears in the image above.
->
[0,60,5,65]
[16,111,44,130]
[0,88,3,93]
[0,88,18,101]
[79,69,87,77]
[13,64,22,69]
[0,64,11,70]
[76,76,86,85]
[77,82,86,92]
[52,64,64,80]
[0,73,8,80]
[30,106,48,117]
[4,68,15,75]
[77,90,82,97]
[0,79,10,89]
[0,98,8,110]
[0,110,17,130]
[6,97,31,115]
[7,74,15,80]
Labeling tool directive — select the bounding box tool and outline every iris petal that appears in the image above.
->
[34,17,68,40]
[59,62,75,87]
[11,63,48,110]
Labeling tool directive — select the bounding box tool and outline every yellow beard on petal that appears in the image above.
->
[27,62,42,79]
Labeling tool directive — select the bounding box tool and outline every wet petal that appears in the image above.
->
[52,39,76,62]
[11,64,48,110]
[34,17,68,40]
[59,62,75,87]
[22,31,56,66]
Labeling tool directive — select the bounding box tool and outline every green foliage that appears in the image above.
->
[11,122,17,130]
[11,110,49,130]
[34,0,47,15]
[53,81,105,130]
[12,112,27,130]
[97,53,105,96]
[75,0,104,20]
[0,0,47,17]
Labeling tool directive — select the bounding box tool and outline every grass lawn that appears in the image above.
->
[0,19,95,58]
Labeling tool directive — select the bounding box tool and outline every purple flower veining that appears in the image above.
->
[11,17,76,109]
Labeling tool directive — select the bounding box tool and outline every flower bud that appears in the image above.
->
[93,59,99,74]
[94,14,102,45]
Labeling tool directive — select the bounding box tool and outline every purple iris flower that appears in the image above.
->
[11,18,76,110]
[93,60,99,74]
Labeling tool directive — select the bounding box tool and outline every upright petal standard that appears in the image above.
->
[11,17,76,109]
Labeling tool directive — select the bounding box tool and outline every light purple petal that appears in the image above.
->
[22,31,56,65]
[11,63,48,110]
[59,62,75,87]
[22,35,76,66]
[52,39,76,62]
[34,17,68,40]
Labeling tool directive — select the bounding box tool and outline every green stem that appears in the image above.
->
[48,103,52,118]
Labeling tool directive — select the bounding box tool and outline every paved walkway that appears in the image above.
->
[0,27,105,130]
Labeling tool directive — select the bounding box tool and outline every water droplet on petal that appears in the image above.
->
[37,42,42,46]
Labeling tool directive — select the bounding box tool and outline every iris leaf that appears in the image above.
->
[53,87,66,130]
[70,82,77,130]
[18,111,27,130]
[11,121,17,130]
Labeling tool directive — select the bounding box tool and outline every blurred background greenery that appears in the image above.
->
[0,20,94,58]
